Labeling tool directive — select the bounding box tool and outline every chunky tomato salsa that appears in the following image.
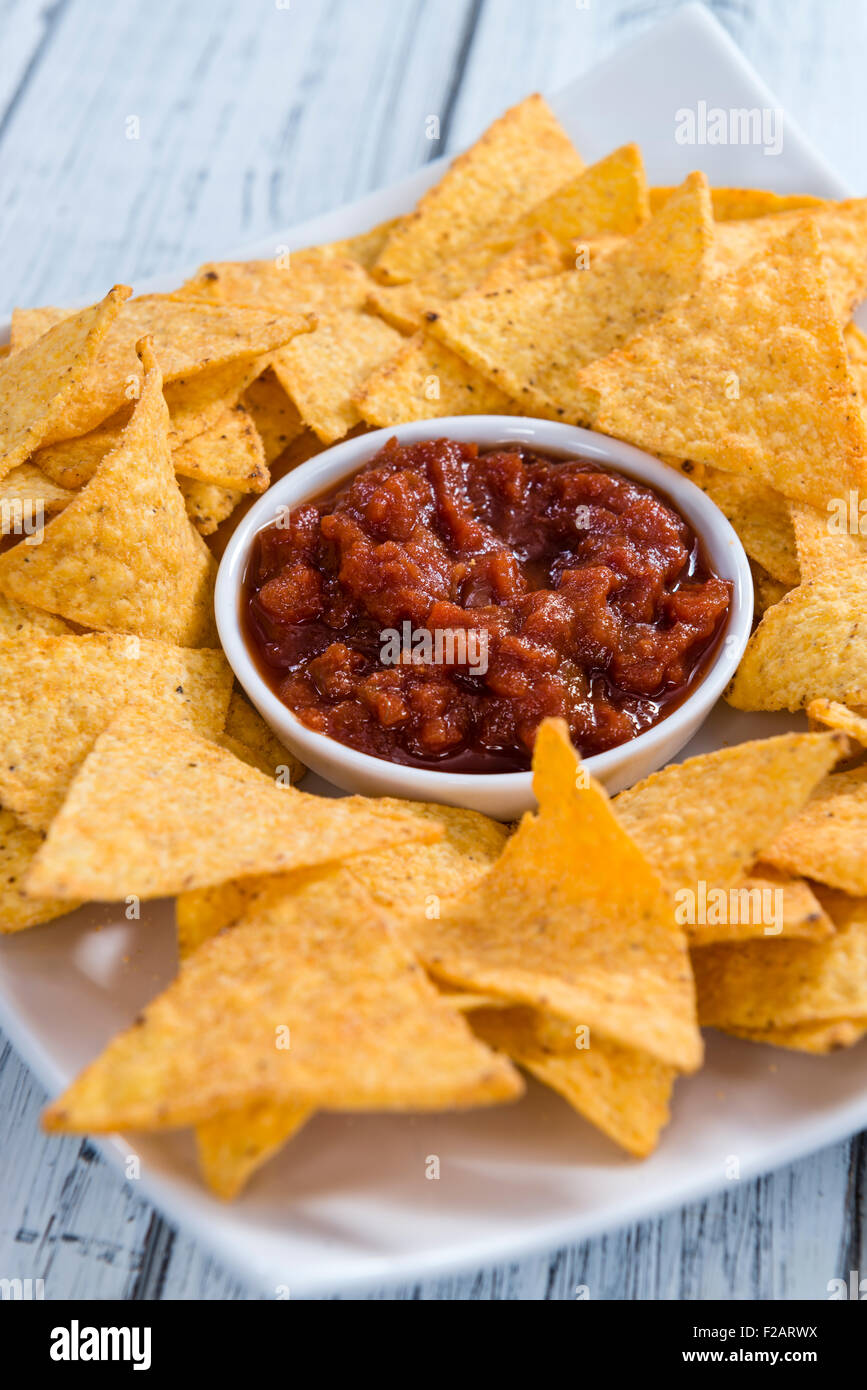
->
[242,438,731,772]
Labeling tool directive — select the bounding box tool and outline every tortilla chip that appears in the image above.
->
[0,593,70,638]
[176,876,268,959]
[473,1006,674,1157]
[172,403,268,493]
[222,687,305,785]
[762,766,867,894]
[694,889,867,1031]
[35,359,268,490]
[790,499,867,578]
[474,229,568,291]
[241,368,305,463]
[374,95,583,282]
[12,296,314,444]
[699,469,799,584]
[349,801,509,918]
[0,286,130,478]
[164,356,266,447]
[194,1099,312,1200]
[43,866,522,1132]
[578,221,867,508]
[272,310,404,442]
[693,867,835,945]
[727,575,867,710]
[845,320,867,394]
[31,418,125,490]
[367,144,644,331]
[0,463,74,522]
[613,732,843,910]
[806,698,867,745]
[25,703,443,900]
[174,868,312,1197]
[339,217,404,271]
[0,339,218,647]
[413,720,702,1071]
[0,632,231,831]
[712,199,867,321]
[427,171,713,423]
[368,229,562,334]
[752,565,793,615]
[649,187,824,220]
[439,989,501,1012]
[9,305,72,352]
[0,807,82,933]
[353,330,516,426]
[724,1017,867,1053]
[180,247,372,314]
[179,477,242,536]
[514,142,649,243]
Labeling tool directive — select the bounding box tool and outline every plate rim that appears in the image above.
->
[1,1,863,1298]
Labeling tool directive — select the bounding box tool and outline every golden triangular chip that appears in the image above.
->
[338,217,403,269]
[762,766,867,895]
[807,698,867,746]
[727,575,867,710]
[0,593,70,638]
[0,340,218,646]
[513,142,649,242]
[578,221,867,507]
[349,801,509,920]
[43,866,522,1132]
[368,228,563,334]
[164,356,265,447]
[411,720,702,1071]
[7,296,313,443]
[426,171,713,422]
[179,477,242,536]
[790,499,867,578]
[649,187,823,220]
[723,1017,867,1053]
[172,403,268,493]
[699,868,835,945]
[472,1006,674,1157]
[25,703,444,899]
[32,418,124,489]
[0,632,232,831]
[175,874,312,1200]
[9,305,72,351]
[222,687,305,785]
[712,198,867,320]
[374,95,583,282]
[194,1100,311,1201]
[699,469,799,585]
[241,368,305,463]
[694,890,867,1032]
[0,808,82,934]
[0,286,129,477]
[0,462,73,521]
[353,330,516,426]
[180,246,372,313]
[613,732,844,938]
[272,310,404,442]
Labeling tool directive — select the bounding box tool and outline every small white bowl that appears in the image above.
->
[216,417,753,820]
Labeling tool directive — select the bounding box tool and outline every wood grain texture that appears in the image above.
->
[0,0,865,1300]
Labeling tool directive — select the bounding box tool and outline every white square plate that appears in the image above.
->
[1,4,864,1297]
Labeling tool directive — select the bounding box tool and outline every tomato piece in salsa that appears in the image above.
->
[242,438,731,773]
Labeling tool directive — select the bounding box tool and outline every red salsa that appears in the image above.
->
[242,438,731,772]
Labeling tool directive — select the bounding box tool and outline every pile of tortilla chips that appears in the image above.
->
[4,93,867,1199]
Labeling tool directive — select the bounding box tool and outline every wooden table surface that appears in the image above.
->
[1,0,865,1300]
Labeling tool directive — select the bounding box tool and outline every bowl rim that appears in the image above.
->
[215,415,754,797]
